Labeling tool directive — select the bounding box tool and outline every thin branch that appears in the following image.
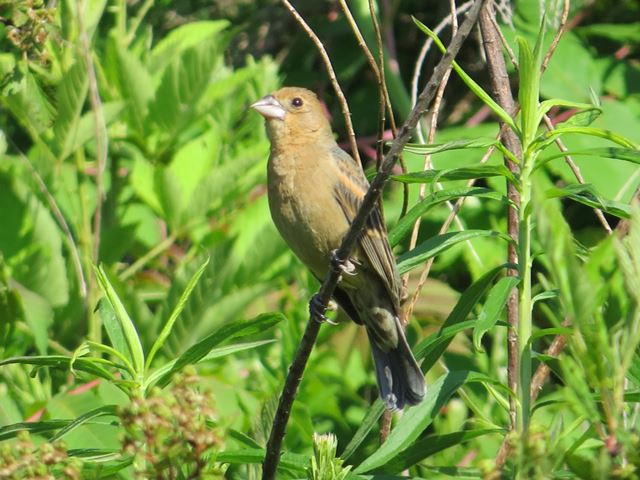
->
[403,0,460,298]
[281,0,361,166]
[410,0,474,113]
[77,0,108,265]
[541,0,570,73]
[17,151,88,302]
[262,2,488,477]
[479,2,522,460]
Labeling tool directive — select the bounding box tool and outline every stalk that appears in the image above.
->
[517,149,535,433]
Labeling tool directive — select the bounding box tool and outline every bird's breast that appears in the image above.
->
[267,148,349,277]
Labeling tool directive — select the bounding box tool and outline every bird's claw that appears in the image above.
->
[330,250,356,276]
[309,294,339,325]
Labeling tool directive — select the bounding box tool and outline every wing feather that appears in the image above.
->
[330,147,401,305]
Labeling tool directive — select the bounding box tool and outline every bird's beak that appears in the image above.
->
[251,95,286,120]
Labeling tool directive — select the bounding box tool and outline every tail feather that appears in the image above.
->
[368,326,426,411]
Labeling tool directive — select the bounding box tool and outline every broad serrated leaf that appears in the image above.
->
[149,20,230,74]
[53,62,88,159]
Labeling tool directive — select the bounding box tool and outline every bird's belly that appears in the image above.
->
[268,175,348,278]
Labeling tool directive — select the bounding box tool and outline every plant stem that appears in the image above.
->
[517,153,534,433]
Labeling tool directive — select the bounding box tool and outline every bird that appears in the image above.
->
[251,87,425,410]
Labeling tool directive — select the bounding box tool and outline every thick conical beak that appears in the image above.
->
[251,95,286,120]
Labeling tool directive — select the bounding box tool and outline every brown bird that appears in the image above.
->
[251,87,425,410]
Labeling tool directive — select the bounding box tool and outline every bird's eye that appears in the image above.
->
[291,97,304,107]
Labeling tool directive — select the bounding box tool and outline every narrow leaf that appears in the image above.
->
[94,265,145,378]
[354,371,469,473]
[341,400,385,460]
[393,164,515,184]
[146,256,210,370]
[402,138,497,155]
[148,312,284,390]
[398,230,511,274]
[473,276,520,352]
[412,17,517,132]
[389,187,505,246]
[50,405,119,442]
[383,429,502,473]
[415,265,508,370]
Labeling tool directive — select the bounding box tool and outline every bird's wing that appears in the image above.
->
[330,146,401,305]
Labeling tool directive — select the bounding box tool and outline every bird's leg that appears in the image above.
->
[330,250,356,276]
[309,294,339,325]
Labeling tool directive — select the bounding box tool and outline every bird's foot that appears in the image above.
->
[309,294,339,325]
[330,250,356,276]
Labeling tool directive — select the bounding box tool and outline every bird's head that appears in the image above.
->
[251,87,333,145]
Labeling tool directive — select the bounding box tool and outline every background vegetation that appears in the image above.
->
[0,0,639,478]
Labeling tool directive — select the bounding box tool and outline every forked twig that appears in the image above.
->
[281,0,362,166]
[262,2,488,477]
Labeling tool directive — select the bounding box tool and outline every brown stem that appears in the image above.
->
[479,0,522,463]
[261,2,488,477]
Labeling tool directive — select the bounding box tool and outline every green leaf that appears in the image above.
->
[65,101,124,156]
[146,256,210,370]
[341,400,385,460]
[531,289,558,305]
[0,419,70,441]
[217,448,308,473]
[13,283,52,355]
[412,17,517,133]
[389,187,505,246]
[0,356,115,383]
[546,184,632,219]
[94,265,145,379]
[517,37,541,146]
[146,312,284,390]
[402,138,498,155]
[149,20,230,74]
[552,107,602,129]
[148,37,227,139]
[415,265,507,370]
[534,126,639,152]
[393,165,515,185]
[96,298,129,367]
[382,429,502,473]
[473,276,520,352]
[111,38,154,135]
[354,371,470,473]
[577,23,640,43]
[53,62,88,160]
[49,405,119,442]
[397,230,511,274]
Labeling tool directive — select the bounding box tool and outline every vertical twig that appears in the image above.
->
[77,0,107,264]
[261,2,487,477]
[403,0,460,303]
[281,0,361,166]
[479,2,522,465]
[77,0,108,342]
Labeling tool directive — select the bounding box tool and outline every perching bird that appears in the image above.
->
[251,87,425,410]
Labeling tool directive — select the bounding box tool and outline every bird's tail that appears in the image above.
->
[368,324,426,411]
